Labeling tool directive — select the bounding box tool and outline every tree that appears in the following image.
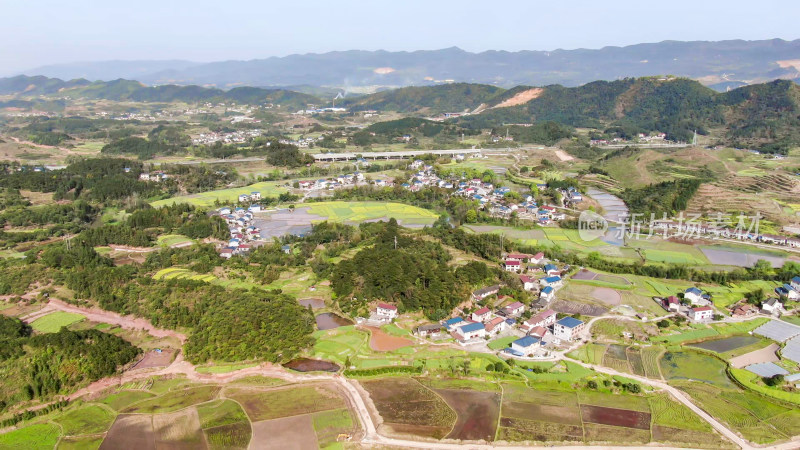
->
[465,209,477,223]
[461,359,470,376]
[656,319,670,329]
[586,380,598,389]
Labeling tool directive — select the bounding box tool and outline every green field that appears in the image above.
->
[156,234,194,247]
[150,181,289,208]
[30,311,86,333]
[55,405,116,435]
[305,201,439,225]
[196,362,259,374]
[0,423,61,450]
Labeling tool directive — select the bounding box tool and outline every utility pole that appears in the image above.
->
[394,235,398,250]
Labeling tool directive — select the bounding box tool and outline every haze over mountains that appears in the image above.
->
[19,39,800,91]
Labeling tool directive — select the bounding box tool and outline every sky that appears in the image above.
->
[2,0,799,74]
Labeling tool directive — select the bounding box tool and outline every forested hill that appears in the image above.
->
[0,76,321,110]
[462,77,800,152]
[342,83,505,114]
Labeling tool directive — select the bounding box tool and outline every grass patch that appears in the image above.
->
[305,201,439,225]
[196,362,259,374]
[151,181,289,208]
[659,351,734,388]
[227,385,345,421]
[100,390,157,411]
[122,386,221,413]
[487,336,516,350]
[30,311,85,333]
[196,399,249,429]
[56,436,103,450]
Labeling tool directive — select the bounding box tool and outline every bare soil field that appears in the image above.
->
[551,299,608,317]
[491,88,544,108]
[580,405,651,429]
[583,423,651,444]
[361,377,455,439]
[435,388,500,441]
[153,408,207,450]
[250,414,317,450]
[497,417,583,442]
[100,414,155,450]
[729,343,780,368]
[501,401,581,425]
[590,287,622,306]
[227,384,344,421]
[132,349,176,370]
[364,326,412,351]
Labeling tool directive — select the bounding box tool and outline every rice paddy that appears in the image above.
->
[30,311,86,333]
[305,201,439,225]
[150,181,289,208]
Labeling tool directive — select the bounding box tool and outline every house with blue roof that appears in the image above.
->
[540,285,555,301]
[540,276,562,288]
[684,287,706,305]
[456,322,486,341]
[553,317,585,341]
[791,276,800,291]
[443,317,465,331]
[511,336,541,355]
[776,284,800,300]
[543,264,559,275]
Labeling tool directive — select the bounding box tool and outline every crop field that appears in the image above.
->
[101,390,157,411]
[227,384,345,421]
[150,181,289,208]
[568,343,607,364]
[0,423,61,449]
[361,377,456,439]
[435,388,501,441]
[305,201,439,225]
[153,267,217,283]
[312,408,356,448]
[678,381,797,444]
[153,409,207,449]
[640,346,664,379]
[29,311,86,333]
[659,351,735,387]
[56,404,117,436]
[157,234,194,247]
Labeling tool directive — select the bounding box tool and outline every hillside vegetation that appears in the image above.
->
[343,83,505,113]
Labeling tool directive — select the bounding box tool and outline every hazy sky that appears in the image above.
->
[3,0,799,74]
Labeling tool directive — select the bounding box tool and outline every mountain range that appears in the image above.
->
[18,39,800,91]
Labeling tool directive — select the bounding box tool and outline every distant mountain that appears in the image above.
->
[19,39,800,89]
[0,76,321,110]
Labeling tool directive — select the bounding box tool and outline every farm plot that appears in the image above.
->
[580,405,651,429]
[56,404,117,436]
[305,201,439,226]
[227,384,345,421]
[0,423,61,450]
[640,346,664,379]
[30,311,85,333]
[150,181,288,208]
[197,400,252,449]
[153,408,207,450]
[435,388,500,441]
[250,415,317,450]
[312,408,357,448]
[100,415,156,450]
[361,377,456,439]
[659,351,735,387]
[122,386,221,414]
[497,417,584,443]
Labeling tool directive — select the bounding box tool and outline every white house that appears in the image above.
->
[791,276,800,292]
[238,194,250,203]
[762,298,785,315]
[690,306,714,321]
[444,317,466,331]
[540,276,562,288]
[503,260,521,272]
[472,285,500,300]
[471,307,492,323]
[511,336,541,355]
[540,286,555,301]
[376,302,398,319]
[684,287,703,305]
[457,322,486,341]
[530,252,545,265]
[553,317,584,341]
[520,275,537,291]
[250,191,261,200]
[503,301,525,317]
[543,264,559,276]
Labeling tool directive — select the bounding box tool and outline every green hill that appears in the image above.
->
[344,83,505,114]
[0,75,90,95]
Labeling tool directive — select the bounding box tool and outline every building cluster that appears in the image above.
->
[192,129,263,145]
[590,133,668,146]
[214,204,263,258]
[139,171,169,182]
[297,172,376,191]
[650,220,800,248]
[292,107,347,115]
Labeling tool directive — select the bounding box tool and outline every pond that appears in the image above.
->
[283,358,340,372]
[700,247,786,268]
[298,298,325,309]
[688,335,760,353]
[315,312,353,330]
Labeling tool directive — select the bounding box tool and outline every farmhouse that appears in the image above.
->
[732,303,758,317]
[457,322,486,341]
[663,296,681,312]
[528,326,548,339]
[444,317,466,331]
[471,307,492,323]
[502,301,525,317]
[485,316,507,334]
[376,303,398,319]
[238,194,249,203]
[553,317,585,341]
[503,260,521,272]
[684,287,704,305]
[530,252,545,265]
[540,276,562,288]
[776,284,800,300]
[543,264,559,276]
[690,306,714,321]
[762,298,785,315]
[472,285,500,300]
[511,336,541,356]
[540,286,554,301]
[520,275,537,291]
[522,309,556,332]
[791,276,800,291]
[414,323,443,337]
[506,253,529,262]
